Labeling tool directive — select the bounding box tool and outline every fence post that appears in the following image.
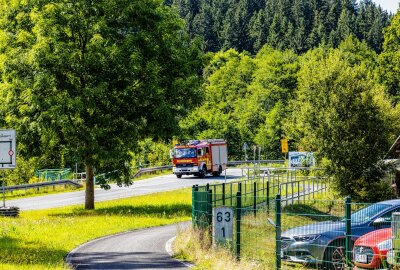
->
[267,180,270,214]
[297,181,300,203]
[312,178,315,199]
[276,194,282,270]
[253,181,257,216]
[345,196,352,267]
[236,191,242,260]
[192,185,196,225]
[291,181,294,205]
[207,189,212,227]
[222,183,226,206]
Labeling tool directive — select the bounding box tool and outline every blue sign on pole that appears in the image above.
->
[288,152,316,168]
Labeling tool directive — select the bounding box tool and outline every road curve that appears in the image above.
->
[9,168,243,211]
[66,222,190,270]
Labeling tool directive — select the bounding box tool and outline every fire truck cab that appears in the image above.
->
[171,139,228,178]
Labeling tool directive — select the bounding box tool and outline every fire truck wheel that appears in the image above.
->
[212,166,223,177]
[176,174,182,179]
[199,166,207,178]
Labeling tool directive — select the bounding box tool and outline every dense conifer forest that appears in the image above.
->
[173,0,390,54]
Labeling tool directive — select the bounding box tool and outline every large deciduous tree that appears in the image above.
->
[180,46,299,159]
[378,11,400,101]
[285,38,397,201]
[0,0,203,209]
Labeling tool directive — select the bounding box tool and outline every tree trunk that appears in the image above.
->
[85,162,95,210]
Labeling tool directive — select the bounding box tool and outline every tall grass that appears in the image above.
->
[0,189,192,269]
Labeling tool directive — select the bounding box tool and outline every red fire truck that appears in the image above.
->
[171,139,228,178]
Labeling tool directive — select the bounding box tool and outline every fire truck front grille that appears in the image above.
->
[176,164,194,168]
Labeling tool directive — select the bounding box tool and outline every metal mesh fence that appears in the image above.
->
[192,169,400,270]
[192,168,330,269]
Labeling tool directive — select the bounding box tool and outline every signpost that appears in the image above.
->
[213,207,233,245]
[243,142,248,161]
[0,130,16,208]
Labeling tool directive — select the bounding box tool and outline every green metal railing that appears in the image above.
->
[35,169,72,181]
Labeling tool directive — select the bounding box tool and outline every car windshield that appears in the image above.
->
[174,148,196,158]
[349,203,392,223]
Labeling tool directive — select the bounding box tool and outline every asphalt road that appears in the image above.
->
[8,168,244,211]
[66,222,191,270]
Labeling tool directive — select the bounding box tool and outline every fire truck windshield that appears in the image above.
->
[175,148,196,158]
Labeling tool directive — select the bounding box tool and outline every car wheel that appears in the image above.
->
[323,240,348,270]
[176,174,182,179]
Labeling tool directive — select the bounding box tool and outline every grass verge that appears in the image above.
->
[0,188,192,269]
[5,169,171,201]
[5,184,84,201]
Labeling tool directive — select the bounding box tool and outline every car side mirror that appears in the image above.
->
[372,217,387,227]
[169,149,174,158]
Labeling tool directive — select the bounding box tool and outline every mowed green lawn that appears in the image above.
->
[0,189,192,269]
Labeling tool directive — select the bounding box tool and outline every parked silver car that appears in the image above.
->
[281,199,400,269]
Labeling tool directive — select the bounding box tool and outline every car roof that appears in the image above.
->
[376,199,400,206]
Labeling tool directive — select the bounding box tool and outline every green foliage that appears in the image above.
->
[378,11,400,101]
[130,139,171,168]
[180,46,299,159]
[285,38,397,201]
[4,157,39,185]
[174,0,390,54]
[0,0,203,208]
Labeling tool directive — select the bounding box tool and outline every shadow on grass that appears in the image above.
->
[50,203,192,218]
[0,236,68,265]
[283,204,341,221]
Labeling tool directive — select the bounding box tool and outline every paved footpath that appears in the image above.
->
[66,222,191,270]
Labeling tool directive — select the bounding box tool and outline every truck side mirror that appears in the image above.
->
[169,149,174,158]
[198,149,203,156]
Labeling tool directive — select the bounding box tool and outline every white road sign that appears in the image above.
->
[0,130,16,169]
[213,207,233,245]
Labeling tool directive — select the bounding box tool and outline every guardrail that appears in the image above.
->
[132,165,173,178]
[3,180,82,192]
[227,160,285,165]
[132,160,286,178]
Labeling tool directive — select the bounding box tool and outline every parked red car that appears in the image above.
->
[353,228,392,270]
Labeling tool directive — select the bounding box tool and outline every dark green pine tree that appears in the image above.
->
[173,0,200,39]
[222,0,261,53]
[266,0,290,50]
[356,0,389,53]
[325,0,342,46]
[290,0,311,53]
[192,1,219,52]
[249,10,268,52]
[335,7,356,44]
[307,7,326,49]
